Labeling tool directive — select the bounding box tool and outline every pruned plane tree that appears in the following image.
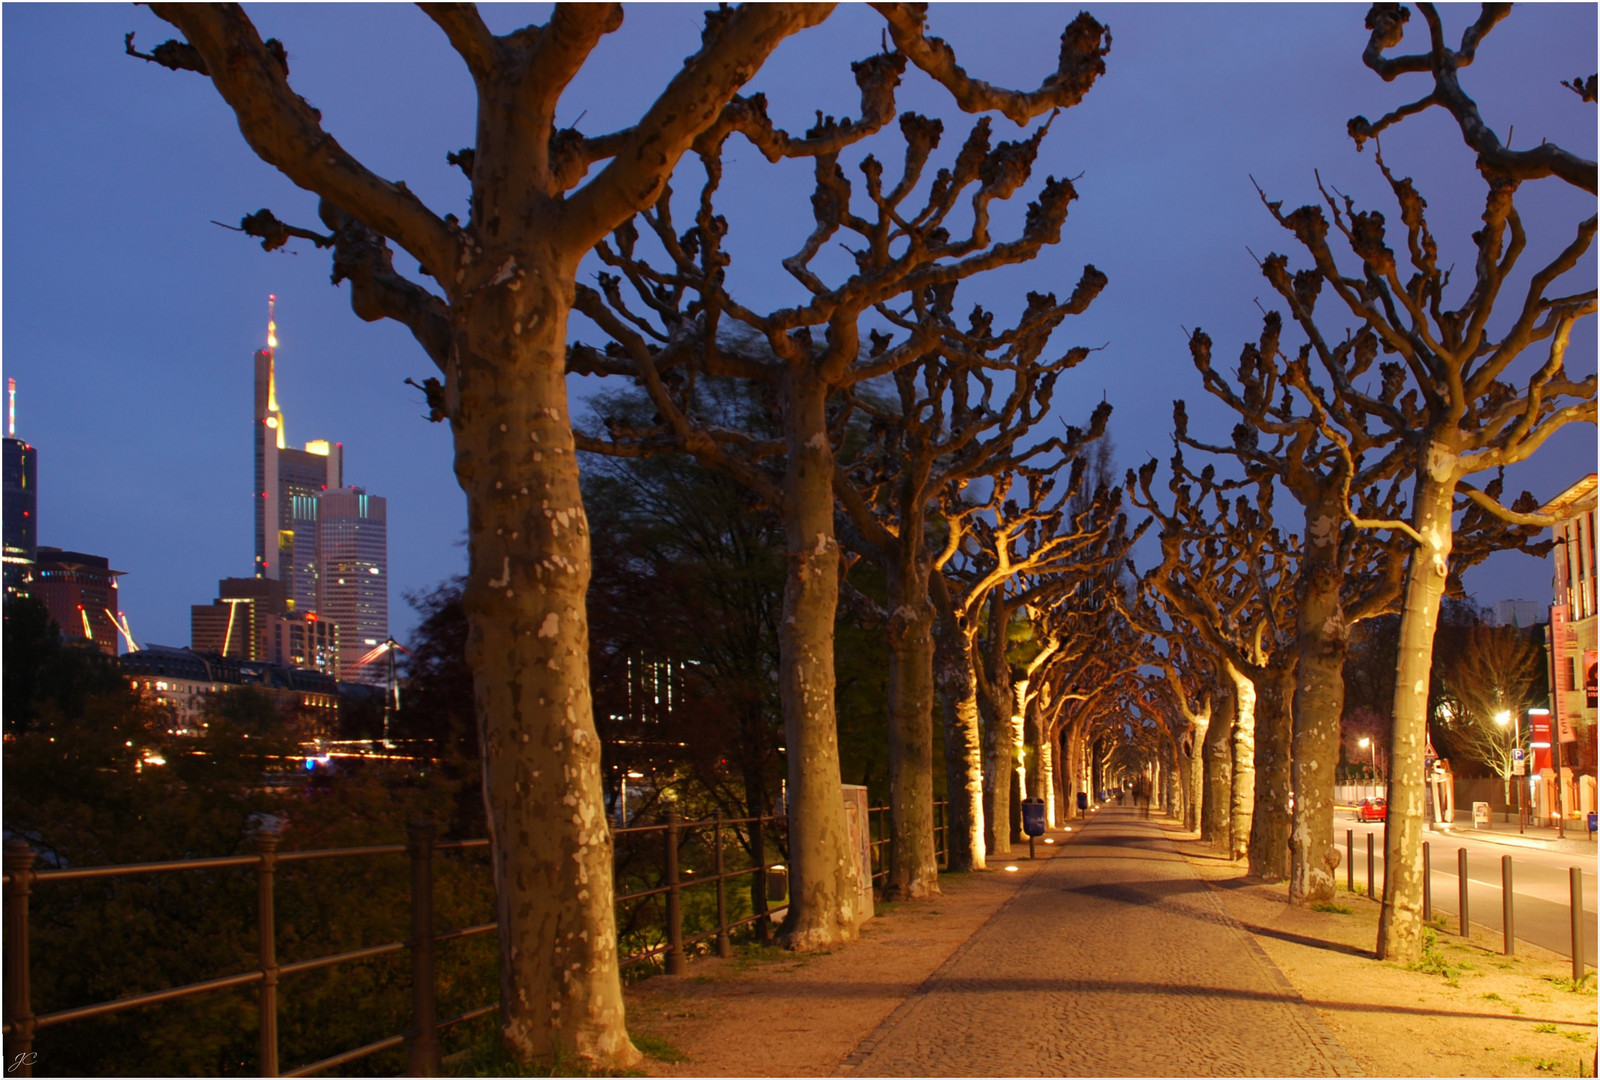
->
[566,28,1110,950]
[1129,456,1299,877]
[1256,1,1594,963]
[130,3,1111,1066]
[831,287,1107,897]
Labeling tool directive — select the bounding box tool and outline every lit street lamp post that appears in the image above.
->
[1358,736,1377,787]
[1494,709,1527,834]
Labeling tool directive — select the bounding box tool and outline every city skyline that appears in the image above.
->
[2,4,1593,649]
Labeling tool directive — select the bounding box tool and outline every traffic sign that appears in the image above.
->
[1512,748,1525,760]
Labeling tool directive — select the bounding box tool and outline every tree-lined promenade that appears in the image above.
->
[4,2,1593,1073]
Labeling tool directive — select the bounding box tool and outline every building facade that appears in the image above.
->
[124,644,339,737]
[1544,473,1596,822]
[32,547,125,656]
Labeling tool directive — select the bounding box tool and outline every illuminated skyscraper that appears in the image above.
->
[3,378,38,598]
[244,297,386,677]
[254,295,343,608]
[316,487,388,679]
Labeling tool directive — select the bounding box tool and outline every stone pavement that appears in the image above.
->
[835,807,1362,1077]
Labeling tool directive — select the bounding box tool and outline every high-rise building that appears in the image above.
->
[254,295,343,606]
[33,547,124,656]
[3,378,38,599]
[316,487,388,678]
[244,297,386,678]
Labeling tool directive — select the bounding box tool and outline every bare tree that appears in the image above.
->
[1129,457,1298,877]
[1262,2,1595,963]
[1436,623,1541,801]
[572,88,1113,940]
[834,289,1106,898]
[130,4,1112,1063]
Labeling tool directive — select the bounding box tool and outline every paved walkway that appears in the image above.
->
[836,808,1361,1077]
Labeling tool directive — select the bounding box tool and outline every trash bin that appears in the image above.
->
[1021,799,1046,837]
[1076,792,1088,811]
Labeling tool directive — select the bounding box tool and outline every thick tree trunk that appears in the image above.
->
[1248,663,1295,882]
[1185,707,1208,832]
[883,559,940,900]
[979,677,1012,856]
[451,273,638,1068]
[1289,504,1349,905]
[1377,467,1456,963]
[776,372,861,950]
[1201,686,1234,846]
[936,649,987,872]
[1041,732,1058,827]
[1226,662,1256,861]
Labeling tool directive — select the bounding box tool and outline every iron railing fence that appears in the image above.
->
[2,802,948,1077]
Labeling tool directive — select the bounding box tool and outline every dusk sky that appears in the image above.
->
[4,3,1595,652]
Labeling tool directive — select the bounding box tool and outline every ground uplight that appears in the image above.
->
[1043,838,1055,844]
[1004,865,1019,872]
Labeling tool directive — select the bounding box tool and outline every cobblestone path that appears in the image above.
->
[836,808,1361,1077]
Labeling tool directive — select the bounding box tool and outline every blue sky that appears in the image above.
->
[4,3,1594,650]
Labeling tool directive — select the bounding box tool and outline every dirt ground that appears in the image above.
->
[624,824,1598,1078]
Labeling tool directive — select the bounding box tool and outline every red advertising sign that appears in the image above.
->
[1530,710,1552,774]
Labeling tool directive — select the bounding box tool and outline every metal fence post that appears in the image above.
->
[255,828,281,1077]
[1422,842,1432,923]
[1366,833,1376,901]
[4,841,37,1078]
[408,820,440,1076]
[713,813,731,959]
[1571,867,1586,982]
[1458,847,1470,939]
[1501,855,1515,957]
[664,811,684,975]
[1346,829,1353,892]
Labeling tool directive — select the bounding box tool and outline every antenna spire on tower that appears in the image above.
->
[267,293,278,351]
[7,377,15,438]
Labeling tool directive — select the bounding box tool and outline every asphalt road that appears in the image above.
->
[1341,819,1598,966]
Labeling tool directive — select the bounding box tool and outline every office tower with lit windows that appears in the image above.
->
[245,297,387,678]
[3,379,37,598]
[254,295,344,610]
[316,487,388,678]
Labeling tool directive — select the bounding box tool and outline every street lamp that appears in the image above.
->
[1357,736,1376,784]
[1494,709,1526,832]
[619,770,645,826]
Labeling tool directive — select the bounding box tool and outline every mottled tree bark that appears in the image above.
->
[1377,469,1455,961]
[454,265,637,1067]
[936,645,987,872]
[777,373,862,949]
[1248,663,1296,882]
[1226,662,1256,861]
[1183,712,1207,832]
[979,679,1012,856]
[1289,498,1349,905]
[1202,686,1234,847]
[883,558,940,899]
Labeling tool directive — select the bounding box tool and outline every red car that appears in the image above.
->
[1356,797,1387,822]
